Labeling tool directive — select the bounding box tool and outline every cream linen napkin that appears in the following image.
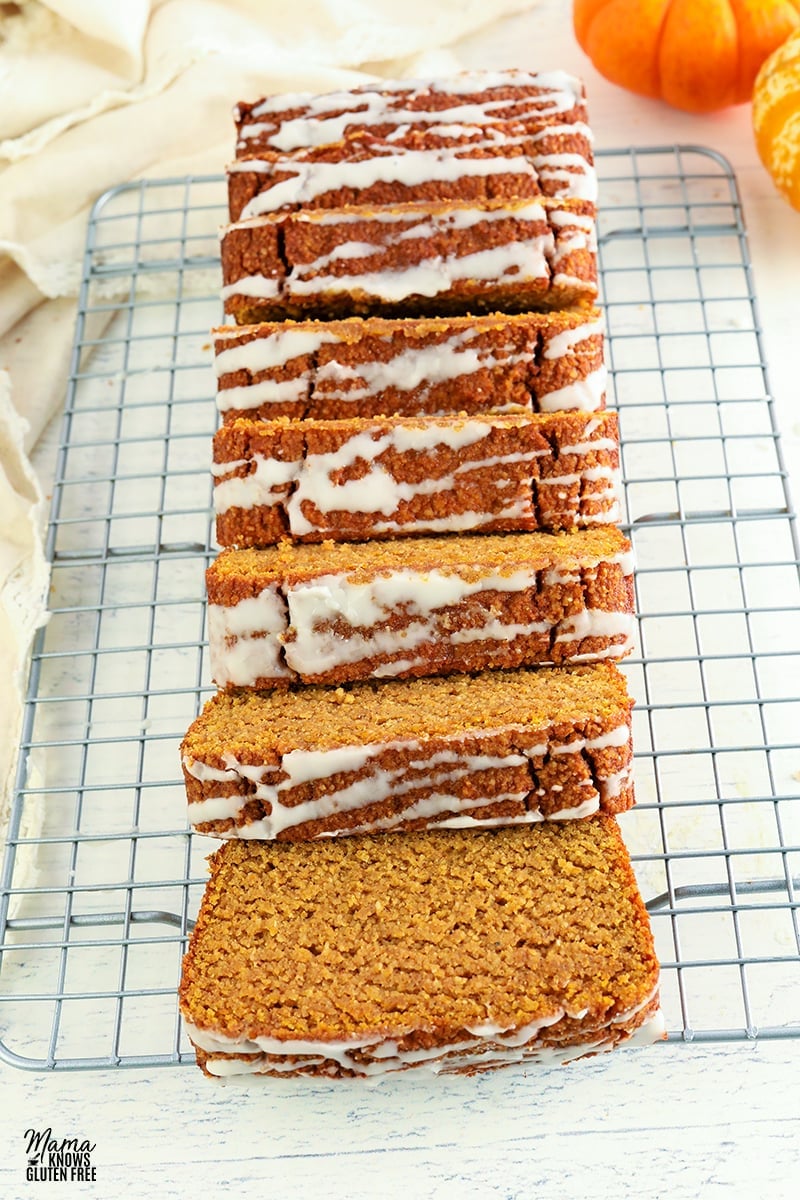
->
[0,372,48,818]
[0,0,540,829]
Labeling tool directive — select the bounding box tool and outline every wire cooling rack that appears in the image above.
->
[1,146,799,1071]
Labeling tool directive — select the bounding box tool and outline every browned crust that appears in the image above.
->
[212,410,619,547]
[220,198,597,324]
[205,529,634,688]
[208,526,630,587]
[214,310,605,423]
[184,674,635,840]
[183,661,633,750]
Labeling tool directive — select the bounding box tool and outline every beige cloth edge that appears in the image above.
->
[0,372,49,833]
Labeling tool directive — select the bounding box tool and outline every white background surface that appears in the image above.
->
[3,2,800,1197]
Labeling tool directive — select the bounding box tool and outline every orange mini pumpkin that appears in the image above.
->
[754,29,800,210]
[574,0,800,113]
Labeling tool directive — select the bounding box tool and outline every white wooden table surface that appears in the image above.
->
[3,3,800,1197]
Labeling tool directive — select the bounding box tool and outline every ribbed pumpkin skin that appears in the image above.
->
[574,0,800,113]
[754,29,800,210]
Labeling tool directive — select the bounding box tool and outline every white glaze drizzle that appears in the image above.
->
[183,1008,664,1079]
[290,239,551,301]
[367,502,530,536]
[548,207,596,232]
[540,464,617,490]
[447,618,549,645]
[186,782,606,835]
[216,324,537,413]
[222,202,559,306]
[249,101,539,141]
[220,275,280,302]
[437,792,600,828]
[214,415,618,528]
[234,151,538,219]
[207,591,292,687]
[554,610,635,643]
[239,72,585,151]
[200,789,533,840]
[208,540,634,685]
[326,792,534,838]
[313,330,532,398]
[383,117,590,147]
[232,144,596,208]
[538,365,607,411]
[528,120,594,144]
[543,317,604,359]
[214,417,542,529]
[551,723,630,753]
[281,565,543,677]
[288,450,533,534]
[217,378,308,412]
[214,456,299,515]
[187,1001,567,1059]
[215,322,606,414]
[556,435,617,455]
[214,328,341,377]
[185,718,631,839]
[600,762,635,800]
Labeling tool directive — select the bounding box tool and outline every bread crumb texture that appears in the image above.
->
[179,818,658,1044]
[183,662,631,758]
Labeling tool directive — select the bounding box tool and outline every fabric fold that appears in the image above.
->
[0,372,49,831]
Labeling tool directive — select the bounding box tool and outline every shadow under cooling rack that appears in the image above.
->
[1,146,799,1071]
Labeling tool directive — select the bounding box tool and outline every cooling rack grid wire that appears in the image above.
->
[1,147,799,1071]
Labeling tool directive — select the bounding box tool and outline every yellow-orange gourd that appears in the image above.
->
[574,0,800,113]
[754,29,800,210]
